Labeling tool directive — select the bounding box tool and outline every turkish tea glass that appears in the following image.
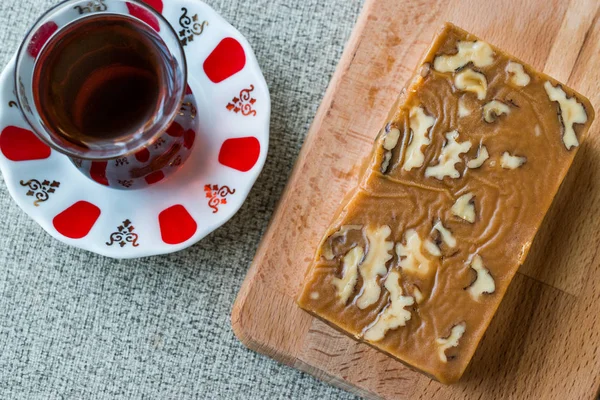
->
[15,0,196,189]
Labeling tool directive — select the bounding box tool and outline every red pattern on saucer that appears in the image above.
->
[159,205,197,244]
[183,129,196,149]
[219,137,261,172]
[135,148,150,163]
[126,2,160,31]
[0,126,51,161]
[27,21,58,58]
[167,122,185,137]
[90,161,109,186]
[204,38,246,83]
[145,170,165,185]
[53,201,102,239]
[140,0,164,13]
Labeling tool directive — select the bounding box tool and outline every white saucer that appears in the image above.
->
[0,0,270,259]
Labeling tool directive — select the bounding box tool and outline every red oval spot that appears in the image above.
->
[159,205,197,244]
[140,0,163,12]
[126,2,160,32]
[90,161,109,186]
[218,137,260,172]
[184,130,196,150]
[0,126,51,161]
[166,122,184,137]
[135,148,150,163]
[27,21,58,58]
[145,170,165,185]
[53,201,101,239]
[203,38,246,83]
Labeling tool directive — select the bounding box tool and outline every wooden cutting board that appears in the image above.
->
[232,0,600,398]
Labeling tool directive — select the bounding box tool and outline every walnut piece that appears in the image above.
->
[331,246,364,304]
[436,322,466,362]
[397,229,435,277]
[403,106,436,171]
[467,145,489,169]
[412,286,424,304]
[323,225,363,260]
[356,226,394,309]
[544,81,588,150]
[433,40,494,73]
[466,255,495,301]
[424,220,455,256]
[483,100,510,123]
[323,248,335,261]
[506,61,530,86]
[424,239,442,257]
[381,126,401,172]
[425,131,472,180]
[451,193,475,223]
[363,271,415,342]
[501,152,527,169]
[383,127,401,151]
[381,152,392,173]
[420,62,431,78]
[433,220,456,248]
[454,69,487,100]
[458,97,471,117]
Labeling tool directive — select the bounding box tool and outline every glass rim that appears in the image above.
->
[14,0,189,161]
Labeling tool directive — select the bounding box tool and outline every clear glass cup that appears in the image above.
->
[14,0,196,189]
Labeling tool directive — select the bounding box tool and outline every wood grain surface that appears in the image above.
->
[232,0,600,398]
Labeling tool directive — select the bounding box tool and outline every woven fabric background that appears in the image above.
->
[0,0,364,398]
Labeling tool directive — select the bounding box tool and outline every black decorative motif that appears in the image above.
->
[226,85,257,116]
[204,184,235,213]
[115,157,129,166]
[106,219,139,247]
[178,8,208,46]
[153,137,166,149]
[20,179,60,206]
[179,102,197,119]
[74,0,107,14]
[171,155,182,167]
[118,180,133,188]
[8,100,18,109]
